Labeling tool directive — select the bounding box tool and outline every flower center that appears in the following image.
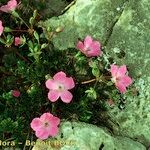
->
[112,76,120,83]
[44,122,49,127]
[57,83,64,91]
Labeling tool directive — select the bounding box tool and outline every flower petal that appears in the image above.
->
[84,35,93,47]
[76,41,84,51]
[120,76,133,87]
[0,0,17,12]
[45,79,57,90]
[50,116,60,126]
[116,82,127,93]
[48,90,60,102]
[110,64,119,77]
[0,20,4,36]
[87,41,101,57]
[35,128,49,140]
[40,113,53,122]
[48,126,59,137]
[53,71,66,82]
[30,118,42,131]
[117,65,127,77]
[0,5,9,12]
[60,90,73,103]
[63,77,75,90]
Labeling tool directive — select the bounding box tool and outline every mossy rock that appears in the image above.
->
[32,121,146,150]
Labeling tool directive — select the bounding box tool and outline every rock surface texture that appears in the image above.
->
[37,0,150,149]
[32,122,146,150]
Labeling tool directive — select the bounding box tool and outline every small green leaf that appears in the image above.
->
[34,31,39,43]
[29,17,34,25]
[33,44,39,52]
[41,43,48,49]
[28,40,33,49]
[4,27,12,32]
[85,87,97,100]
[33,10,38,19]
[92,67,100,78]
[0,37,6,44]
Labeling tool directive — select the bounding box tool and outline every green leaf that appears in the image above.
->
[92,67,100,78]
[28,40,34,50]
[34,31,39,43]
[33,10,38,19]
[29,17,34,26]
[33,44,39,52]
[0,37,6,44]
[85,87,97,100]
[4,27,12,32]
[5,34,14,47]
[41,43,48,49]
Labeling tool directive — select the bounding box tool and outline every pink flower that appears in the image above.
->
[14,37,22,46]
[0,20,4,36]
[12,90,20,97]
[0,0,17,13]
[45,71,75,103]
[30,112,60,140]
[76,35,102,57]
[110,64,133,93]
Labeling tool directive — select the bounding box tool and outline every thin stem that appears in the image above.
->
[2,33,6,40]
[81,78,96,84]
[104,76,111,79]
[12,29,28,32]
[18,15,30,29]
[23,131,29,150]
[52,103,55,114]
[15,51,30,63]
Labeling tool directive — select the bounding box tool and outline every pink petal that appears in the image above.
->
[76,41,84,51]
[40,113,53,122]
[84,35,93,47]
[12,90,20,97]
[50,116,60,126]
[48,126,59,137]
[110,65,119,77]
[116,82,127,93]
[117,65,127,77]
[120,76,133,87]
[7,0,17,9]
[0,5,9,12]
[63,77,75,90]
[53,71,66,82]
[0,0,17,12]
[30,118,42,131]
[87,41,101,57]
[35,128,49,140]
[60,90,73,103]
[14,37,21,46]
[0,20,4,36]
[45,79,57,90]
[48,90,60,102]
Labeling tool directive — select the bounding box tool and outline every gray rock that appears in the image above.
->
[32,122,146,150]
[105,0,150,145]
[39,0,128,50]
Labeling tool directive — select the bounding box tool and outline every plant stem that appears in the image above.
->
[12,29,28,32]
[18,15,30,29]
[15,51,30,63]
[81,78,96,84]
